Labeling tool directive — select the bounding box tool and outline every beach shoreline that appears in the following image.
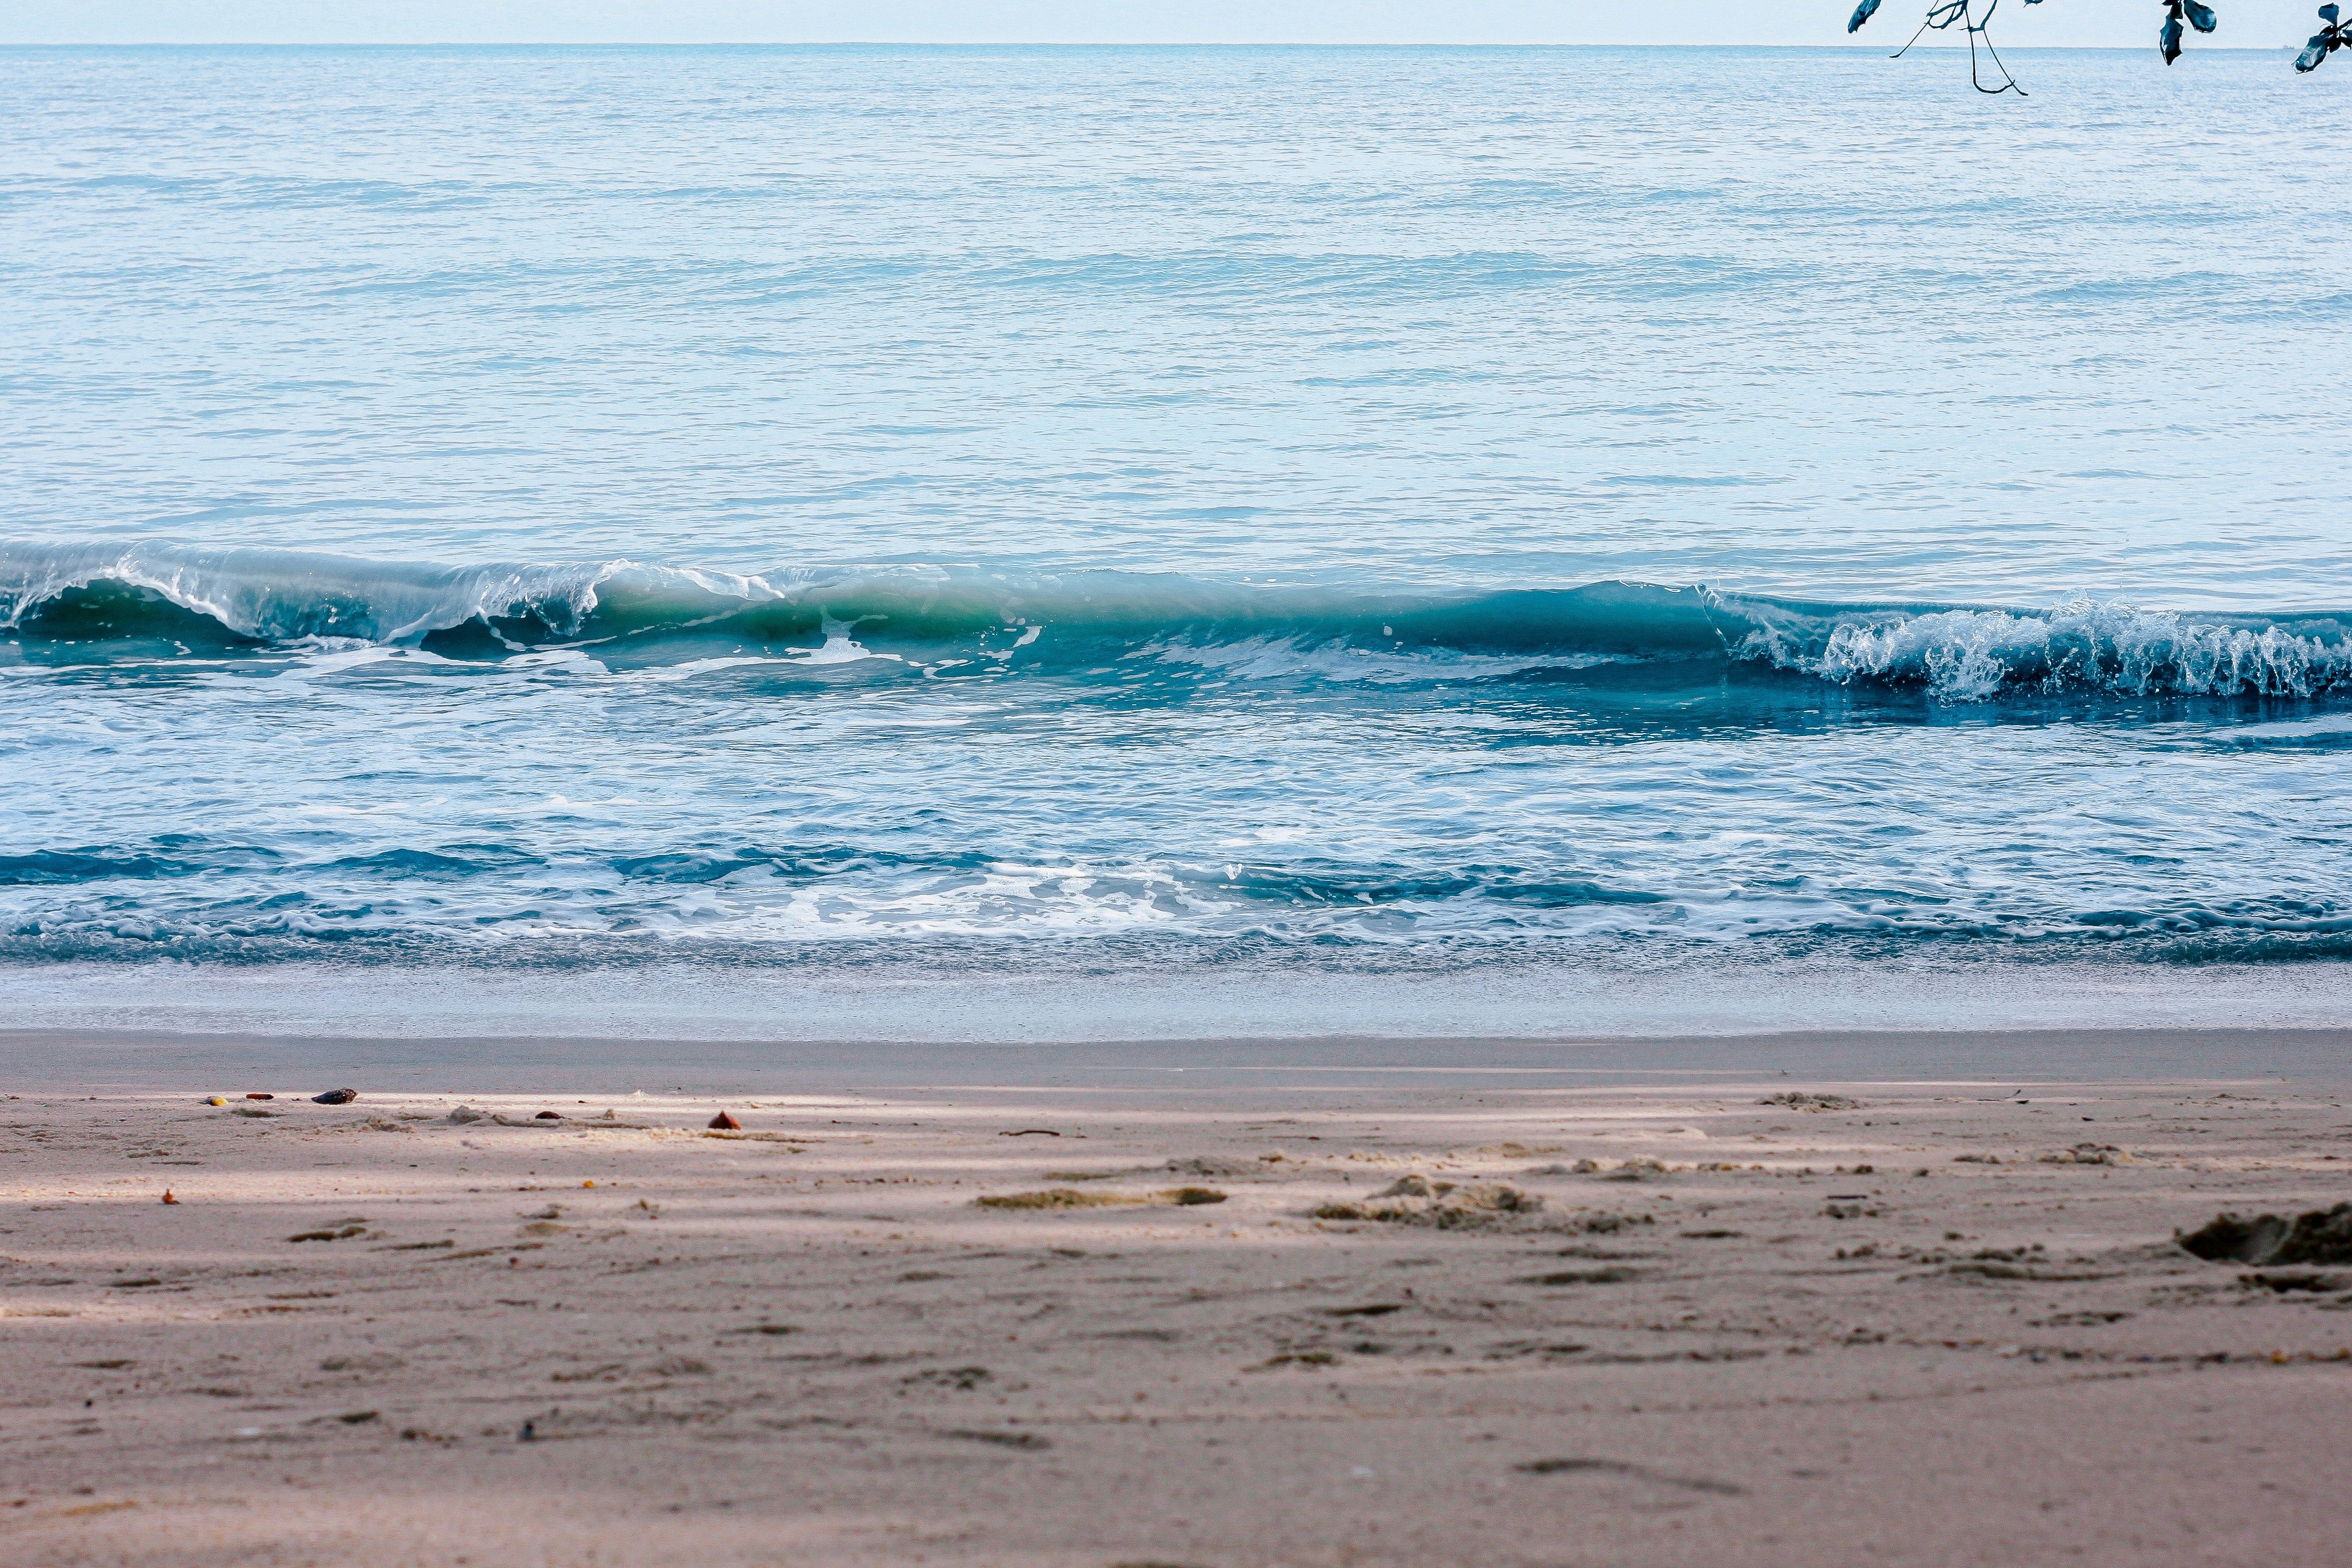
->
[8,1023,2352,1094]
[3,1038,2349,1565]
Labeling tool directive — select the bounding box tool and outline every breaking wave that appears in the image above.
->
[4,539,2348,702]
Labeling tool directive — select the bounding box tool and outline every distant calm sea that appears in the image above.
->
[4,45,2350,1041]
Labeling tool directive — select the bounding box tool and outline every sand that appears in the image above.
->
[3,1033,2351,1567]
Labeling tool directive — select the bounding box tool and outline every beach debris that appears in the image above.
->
[1166,1155,1255,1176]
[1447,1183,1544,1214]
[707,1112,740,1130]
[234,1106,276,1118]
[978,1188,1125,1209]
[2239,1270,2352,1294]
[903,1366,992,1390]
[2179,1202,2352,1267]
[245,1092,275,1101]
[1605,1158,1671,1182]
[160,1189,178,1205]
[1156,1186,1227,1205]
[975,1185,1223,1210]
[1313,1182,1544,1229]
[518,1420,536,1442]
[999,1128,1060,1137]
[313,1088,358,1105]
[1515,1456,1743,1495]
[533,1110,562,1121]
[941,1428,1049,1450]
[1251,1350,1337,1370]
[205,1095,228,1106]
[1519,1267,1640,1285]
[1759,1093,1863,1112]
[289,1223,369,1242]
[444,1105,487,1124]
[2041,1143,2131,1165]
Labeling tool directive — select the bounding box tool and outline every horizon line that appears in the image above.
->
[0,40,2307,50]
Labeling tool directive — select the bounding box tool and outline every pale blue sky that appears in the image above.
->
[0,1,2331,49]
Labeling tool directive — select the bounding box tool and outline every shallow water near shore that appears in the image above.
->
[3,45,2351,1036]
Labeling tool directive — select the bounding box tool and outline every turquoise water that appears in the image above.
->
[3,46,2351,1037]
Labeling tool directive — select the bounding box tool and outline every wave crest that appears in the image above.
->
[5,539,2348,702]
[1731,593,2351,700]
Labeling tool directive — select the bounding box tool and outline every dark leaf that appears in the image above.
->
[2183,0,2216,31]
[2322,4,2340,23]
[2160,13,2184,61]
[1849,0,1882,32]
[2296,35,2328,68]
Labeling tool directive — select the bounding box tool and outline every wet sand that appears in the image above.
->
[3,1038,2351,1566]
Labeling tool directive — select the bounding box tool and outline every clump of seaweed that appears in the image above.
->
[974,1186,1227,1211]
[1165,1156,1258,1177]
[1312,1181,1544,1229]
[2179,1202,2352,1266]
[1571,1211,1655,1234]
[1157,1186,1227,1206]
[976,1188,1128,1210]
[2040,1143,2133,1166]
[1759,1093,1864,1112]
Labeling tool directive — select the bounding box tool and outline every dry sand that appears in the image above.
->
[3,1043,2351,1566]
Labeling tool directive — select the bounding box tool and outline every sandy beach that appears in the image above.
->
[3,1031,2350,1567]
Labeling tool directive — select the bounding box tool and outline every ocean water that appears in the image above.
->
[4,44,2351,1040]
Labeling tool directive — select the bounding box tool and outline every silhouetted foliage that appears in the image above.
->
[1840,0,2344,90]
[1855,0,2039,94]
[2299,3,2348,70]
